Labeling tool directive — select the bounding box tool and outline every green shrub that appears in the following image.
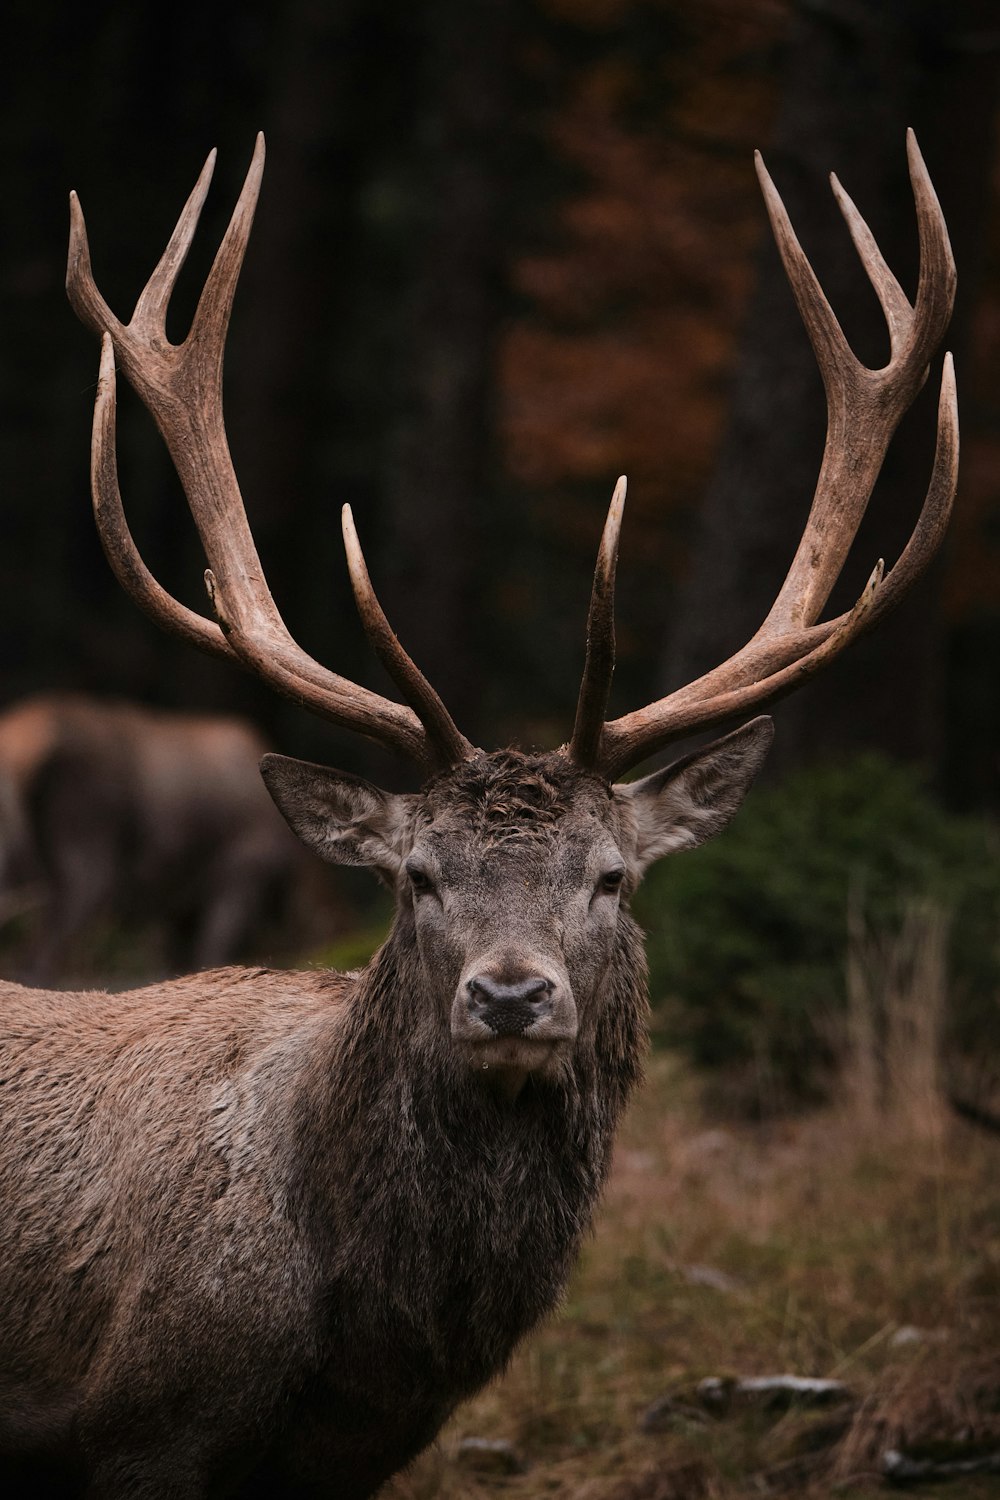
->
[633,755,1000,1104]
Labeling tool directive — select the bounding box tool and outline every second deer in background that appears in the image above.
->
[0,694,309,983]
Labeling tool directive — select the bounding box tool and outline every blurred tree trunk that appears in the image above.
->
[379,0,516,742]
[224,0,516,757]
[662,0,1000,775]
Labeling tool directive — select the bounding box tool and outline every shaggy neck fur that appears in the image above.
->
[292,901,647,1415]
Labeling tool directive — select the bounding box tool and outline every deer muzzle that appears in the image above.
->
[465,973,554,1036]
[451,956,577,1073]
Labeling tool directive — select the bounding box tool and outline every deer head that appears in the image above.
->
[258,723,770,1083]
[66,134,956,1083]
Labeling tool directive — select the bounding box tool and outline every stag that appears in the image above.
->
[0,694,306,984]
[0,134,956,1497]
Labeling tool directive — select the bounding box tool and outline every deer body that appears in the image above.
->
[0,134,958,1494]
[0,695,304,982]
[1,750,650,1497]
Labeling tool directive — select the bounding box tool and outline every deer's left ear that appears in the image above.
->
[614,717,773,878]
[259,754,412,883]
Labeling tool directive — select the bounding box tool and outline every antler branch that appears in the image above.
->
[68,136,470,772]
[571,131,958,781]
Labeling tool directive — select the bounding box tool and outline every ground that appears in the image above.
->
[386,1054,1000,1499]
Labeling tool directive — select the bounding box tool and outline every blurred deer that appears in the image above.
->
[0,693,306,984]
[0,133,956,1497]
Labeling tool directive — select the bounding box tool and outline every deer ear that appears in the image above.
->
[260,754,410,879]
[615,717,773,877]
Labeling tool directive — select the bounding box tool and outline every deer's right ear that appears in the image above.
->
[614,717,773,878]
[260,754,410,880]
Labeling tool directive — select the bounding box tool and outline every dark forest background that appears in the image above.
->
[3,0,1000,801]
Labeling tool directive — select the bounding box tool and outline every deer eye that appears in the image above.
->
[598,867,626,896]
[405,861,435,896]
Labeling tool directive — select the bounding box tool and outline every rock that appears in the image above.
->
[697,1374,852,1412]
[882,1445,1000,1483]
[454,1436,528,1476]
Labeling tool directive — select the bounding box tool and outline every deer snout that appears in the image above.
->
[451,955,576,1064]
[465,973,554,1037]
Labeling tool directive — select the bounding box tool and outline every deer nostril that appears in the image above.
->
[466,974,555,1036]
[467,975,550,1000]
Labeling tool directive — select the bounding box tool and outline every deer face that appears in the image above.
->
[403,760,627,1080]
[261,718,771,1084]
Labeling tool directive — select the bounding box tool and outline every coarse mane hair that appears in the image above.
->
[423,749,611,846]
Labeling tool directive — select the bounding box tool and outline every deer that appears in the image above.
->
[0,132,956,1498]
[0,693,307,985]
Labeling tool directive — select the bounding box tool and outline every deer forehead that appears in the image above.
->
[408,752,625,877]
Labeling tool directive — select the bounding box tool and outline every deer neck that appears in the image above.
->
[289,912,647,1397]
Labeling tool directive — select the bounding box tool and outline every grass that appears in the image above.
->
[5,855,997,1495]
[386,1053,1000,1498]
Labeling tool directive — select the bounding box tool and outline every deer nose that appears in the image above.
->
[466,974,554,1037]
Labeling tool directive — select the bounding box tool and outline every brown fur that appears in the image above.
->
[0,694,305,983]
[0,728,771,1497]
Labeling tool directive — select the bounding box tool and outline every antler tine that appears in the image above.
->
[754,151,854,385]
[829,175,911,349]
[909,130,958,356]
[133,150,218,336]
[92,334,236,663]
[341,506,472,768]
[185,134,263,369]
[570,477,626,768]
[856,350,958,630]
[67,194,121,342]
[587,135,957,782]
[69,140,468,773]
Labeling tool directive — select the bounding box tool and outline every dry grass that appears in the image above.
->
[845,895,951,1142]
[386,1052,1000,1498]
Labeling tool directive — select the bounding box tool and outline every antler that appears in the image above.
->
[571,131,958,781]
[67,135,471,774]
